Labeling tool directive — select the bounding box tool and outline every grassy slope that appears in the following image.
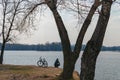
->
[0,65,80,80]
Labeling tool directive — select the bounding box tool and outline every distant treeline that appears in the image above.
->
[0,42,120,51]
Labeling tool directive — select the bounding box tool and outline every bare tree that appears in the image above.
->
[22,0,119,80]
[0,0,38,64]
[44,0,102,80]
[18,0,101,79]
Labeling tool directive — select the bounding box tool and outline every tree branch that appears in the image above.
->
[24,2,46,20]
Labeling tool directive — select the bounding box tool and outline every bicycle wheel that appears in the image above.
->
[37,60,43,67]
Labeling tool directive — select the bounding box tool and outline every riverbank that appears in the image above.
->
[0,64,80,80]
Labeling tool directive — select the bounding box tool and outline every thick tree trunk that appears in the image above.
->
[59,52,77,80]
[80,0,113,80]
[52,10,77,80]
[80,41,100,80]
[0,42,6,64]
[45,1,75,79]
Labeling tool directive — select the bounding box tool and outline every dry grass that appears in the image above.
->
[0,65,80,80]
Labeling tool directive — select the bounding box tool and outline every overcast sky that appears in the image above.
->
[11,3,120,46]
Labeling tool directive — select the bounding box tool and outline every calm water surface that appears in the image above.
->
[3,51,120,80]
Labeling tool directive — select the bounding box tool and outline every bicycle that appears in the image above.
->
[37,57,48,67]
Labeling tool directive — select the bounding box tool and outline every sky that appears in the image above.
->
[1,2,120,46]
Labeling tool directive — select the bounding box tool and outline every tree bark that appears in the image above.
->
[59,52,77,80]
[80,0,113,80]
[0,41,6,64]
[80,41,101,80]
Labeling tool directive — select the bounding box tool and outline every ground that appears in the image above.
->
[0,64,80,80]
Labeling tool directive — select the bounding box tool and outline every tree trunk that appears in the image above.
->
[80,0,113,80]
[80,41,101,80]
[59,52,78,80]
[0,41,6,64]
[52,10,77,80]
[45,1,75,79]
